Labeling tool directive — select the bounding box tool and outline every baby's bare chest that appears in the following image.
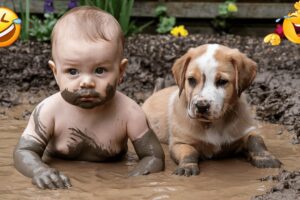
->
[46,118,128,161]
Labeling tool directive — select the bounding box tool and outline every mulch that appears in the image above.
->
[0,33,299,200]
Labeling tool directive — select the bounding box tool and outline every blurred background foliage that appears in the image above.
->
[12,0,240,41]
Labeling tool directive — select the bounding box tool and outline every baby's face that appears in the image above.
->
[50,38,126,109]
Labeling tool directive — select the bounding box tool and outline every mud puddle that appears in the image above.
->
[0,105,299,200]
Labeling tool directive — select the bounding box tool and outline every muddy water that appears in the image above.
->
[0,105,299,200]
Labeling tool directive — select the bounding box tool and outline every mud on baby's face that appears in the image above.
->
[49,38,126,109]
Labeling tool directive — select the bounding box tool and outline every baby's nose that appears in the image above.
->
[80,75,95,88]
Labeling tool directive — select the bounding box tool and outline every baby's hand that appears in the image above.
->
[129,156,164,176]
[32,167,71,189]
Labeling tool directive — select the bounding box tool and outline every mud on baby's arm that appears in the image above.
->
[13,102,71,189]
[126,104,165,176]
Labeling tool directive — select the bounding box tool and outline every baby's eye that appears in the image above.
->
[95,67,106,75]
[67,68,78,76]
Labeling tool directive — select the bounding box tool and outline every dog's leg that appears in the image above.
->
[170,144,200,176]
[244,134,281,168]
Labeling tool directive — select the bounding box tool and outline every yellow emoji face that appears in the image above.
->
[263,33,281,46]
[0,7,21,47]
[283,11,300,44]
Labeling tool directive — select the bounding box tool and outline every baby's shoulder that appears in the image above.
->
[34,92,62,113]
[116,91,142,111]
[27,92,62,124]
[116,91,146,120]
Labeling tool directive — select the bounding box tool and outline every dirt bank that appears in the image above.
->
[1,34,299,142]
[253,170,300,200]
[0,34,299,199]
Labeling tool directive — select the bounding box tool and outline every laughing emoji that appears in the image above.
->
[0,7,21,47]
[283,9,300,44]
[264,1,300,45]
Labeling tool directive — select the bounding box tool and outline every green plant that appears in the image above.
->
[19,0,30,41]
[155,5,176,34]
[211,0,238,33]
[80,0,148,36]
[29,13,60,42]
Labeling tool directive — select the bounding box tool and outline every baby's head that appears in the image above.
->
[49,6,127,109]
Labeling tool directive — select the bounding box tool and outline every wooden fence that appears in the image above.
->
[0,0,295,19]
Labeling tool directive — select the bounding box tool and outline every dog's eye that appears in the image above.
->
[216,79,228,87]
[188,77,197,87]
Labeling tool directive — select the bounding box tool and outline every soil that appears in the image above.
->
[0,34,299,199]
[1,34,299,142]
[253,170,300,200]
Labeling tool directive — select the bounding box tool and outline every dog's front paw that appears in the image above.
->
[250,152,282,168]
[173,163,200,177]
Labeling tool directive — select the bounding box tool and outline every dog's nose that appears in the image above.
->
[195,100,210,114]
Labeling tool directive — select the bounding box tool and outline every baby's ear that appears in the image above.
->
[48,60,57,75]
[118,58,128,84]
[48,60,59,84]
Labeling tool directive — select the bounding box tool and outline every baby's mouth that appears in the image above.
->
[80,95,98,101]
[0,23,16,42]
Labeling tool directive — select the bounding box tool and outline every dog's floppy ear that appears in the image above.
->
[230,49,257,96]
[172,53,191,97]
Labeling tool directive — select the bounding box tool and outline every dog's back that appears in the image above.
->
[143,86,178,143]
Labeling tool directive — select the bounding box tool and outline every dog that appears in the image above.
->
[142,44,281,176]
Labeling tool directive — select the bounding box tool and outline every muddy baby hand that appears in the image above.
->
[129,156,164,176]
[130,129,165,176]
[32,167,71,189]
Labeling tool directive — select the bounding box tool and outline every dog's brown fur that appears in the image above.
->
[143,44,281,176]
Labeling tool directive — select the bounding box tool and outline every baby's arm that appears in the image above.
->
[13,102,71,189]
[127,104,165,176]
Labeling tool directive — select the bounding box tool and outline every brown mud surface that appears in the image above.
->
[0,34,299,199]
[254,170,300,200]
[0,107,300,200]
[1,34,299,141]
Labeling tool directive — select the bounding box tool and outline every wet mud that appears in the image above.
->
[0,34,299,141]
[253,170,300,200]
[0,34,299,199]
[0,107,300,199]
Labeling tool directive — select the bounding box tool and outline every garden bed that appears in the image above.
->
[1,33,299,142]
[0,33,299,199]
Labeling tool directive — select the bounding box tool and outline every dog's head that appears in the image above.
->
[172,44,257,122]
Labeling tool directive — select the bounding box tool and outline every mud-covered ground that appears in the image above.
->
[252,170,300,200]
[253,170,300,200]
[0,34,299,199]
[1,34,299,141]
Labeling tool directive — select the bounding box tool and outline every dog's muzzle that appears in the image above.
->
[195,100,210,115]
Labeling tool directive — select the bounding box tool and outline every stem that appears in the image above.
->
[25,0,30,39]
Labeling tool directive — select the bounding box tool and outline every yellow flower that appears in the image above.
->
[263,33,281,46]
[294,1,300,10]
[170,25,189,37]
[227,3,238,12]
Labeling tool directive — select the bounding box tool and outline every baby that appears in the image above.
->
[13,6,165,189]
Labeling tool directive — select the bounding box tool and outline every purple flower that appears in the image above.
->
[68,0,78,10]
[44,0,54,13]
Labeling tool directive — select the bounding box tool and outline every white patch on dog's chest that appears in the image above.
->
[202,128,235,147]
[198,124,256,156]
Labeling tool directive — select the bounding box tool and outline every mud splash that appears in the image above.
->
[0,105,299,200]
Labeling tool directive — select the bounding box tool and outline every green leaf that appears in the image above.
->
[119,0,134,35]
[155,5,167,17]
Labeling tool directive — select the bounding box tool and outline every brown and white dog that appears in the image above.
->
[142,44,281,176]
